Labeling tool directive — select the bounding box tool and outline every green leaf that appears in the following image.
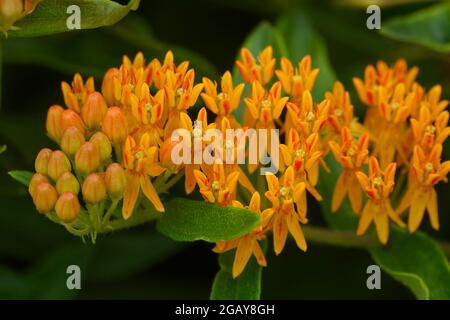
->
[370,229,450,299]
[210,241,266,300]
[276,9,336,100]
[0,145,6,154]
[9,0,140,38]
[381,3,450,53]
[232,21,288,122]
[8,170,33,187]
[156,198,261,243]
[317,155,450,299]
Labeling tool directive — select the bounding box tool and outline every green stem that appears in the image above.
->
[158,171,184,193]
[103,209,160,234]
[302,225,378,248]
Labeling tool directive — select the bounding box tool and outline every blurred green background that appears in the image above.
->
[1,0,449,299]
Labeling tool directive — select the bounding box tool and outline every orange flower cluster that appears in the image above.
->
[28,48,449,277]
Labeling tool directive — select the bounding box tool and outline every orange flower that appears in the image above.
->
[122,133,166,218]
[329,127,369,213]
[411,106,450,153]
[151,51,190,90]
[201,71,245,128]
[128,83,165,146]
[193,160,239,206]
[286,90,329,139]
[325,81,356,135]
[404,144,450,232]
[371,83,416,167]
[280,128,322,201]
[244,80,288,129]
[355,157,405,244]
[236,46,275,85]
[275,55,319,103]
[213,192,273,278]
[353,59,418,107]
[265,166,308,255]
[163,69,204,138]
[61,73,95,113]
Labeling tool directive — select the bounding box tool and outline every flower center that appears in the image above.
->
[212,180,220,191]
[425,162,433,171]
[373,176,383,187]
[135,151,144,159]
[280,186,290,197]
[426,125,436,135]
[261,99,271,108]
[295,148,306,159]
[307,112,315,122]
[334,109,343,117]
[176,88,185,97]
[391,102,400,111]
[292,75,302,81]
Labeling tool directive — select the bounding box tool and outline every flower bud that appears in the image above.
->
[61,109,85,135]
[47,150,71,181]
[81,92,108,130]
[46,105,64,142]
[60,126,85,157]
[74,142,100,175]
[28,173,49,198]
[160,137,183,172]
[82,173,106,204]
[104,163,127,199]
[101,68,119,106]
[90,132,112,163]
[34,148,52,175]
[56,172,80,195]
[102,107,128,145]
[0,0,23,32]
[33,182,58,214]
[55,192,80,223]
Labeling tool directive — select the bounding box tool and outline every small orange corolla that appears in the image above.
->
[355,157,405,244]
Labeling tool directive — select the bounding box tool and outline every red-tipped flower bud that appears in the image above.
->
[74,142,100,175]
[56,172,80,195]
[34,148,52,175]
[82,173,106,204]
[47,150,71,181]
[28,173,49,198]
[33,182,58,214]
[104,163,126,199]
[46,105,64,142]
[90,132,112,163]
[81,92,108,130]
[102,107,128,145]
[55,192,80,223]
[60,126,85,157]
[61,109,85,135]
[101,68,119,106]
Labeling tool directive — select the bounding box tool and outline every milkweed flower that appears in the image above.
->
[403,144,450,232]
[244,80,288,129]
[193,160,240,206]
[329,127,369,213]
[61,73,95,113]
[355,157,405,244]
[276,55,319,103]
[201,71,245,128]
[122,133,166,218]
[213,192,273,278]
[265,166,308,255]
[236,46,275,85]
[163,69,204,138]
[280,128,322,200]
